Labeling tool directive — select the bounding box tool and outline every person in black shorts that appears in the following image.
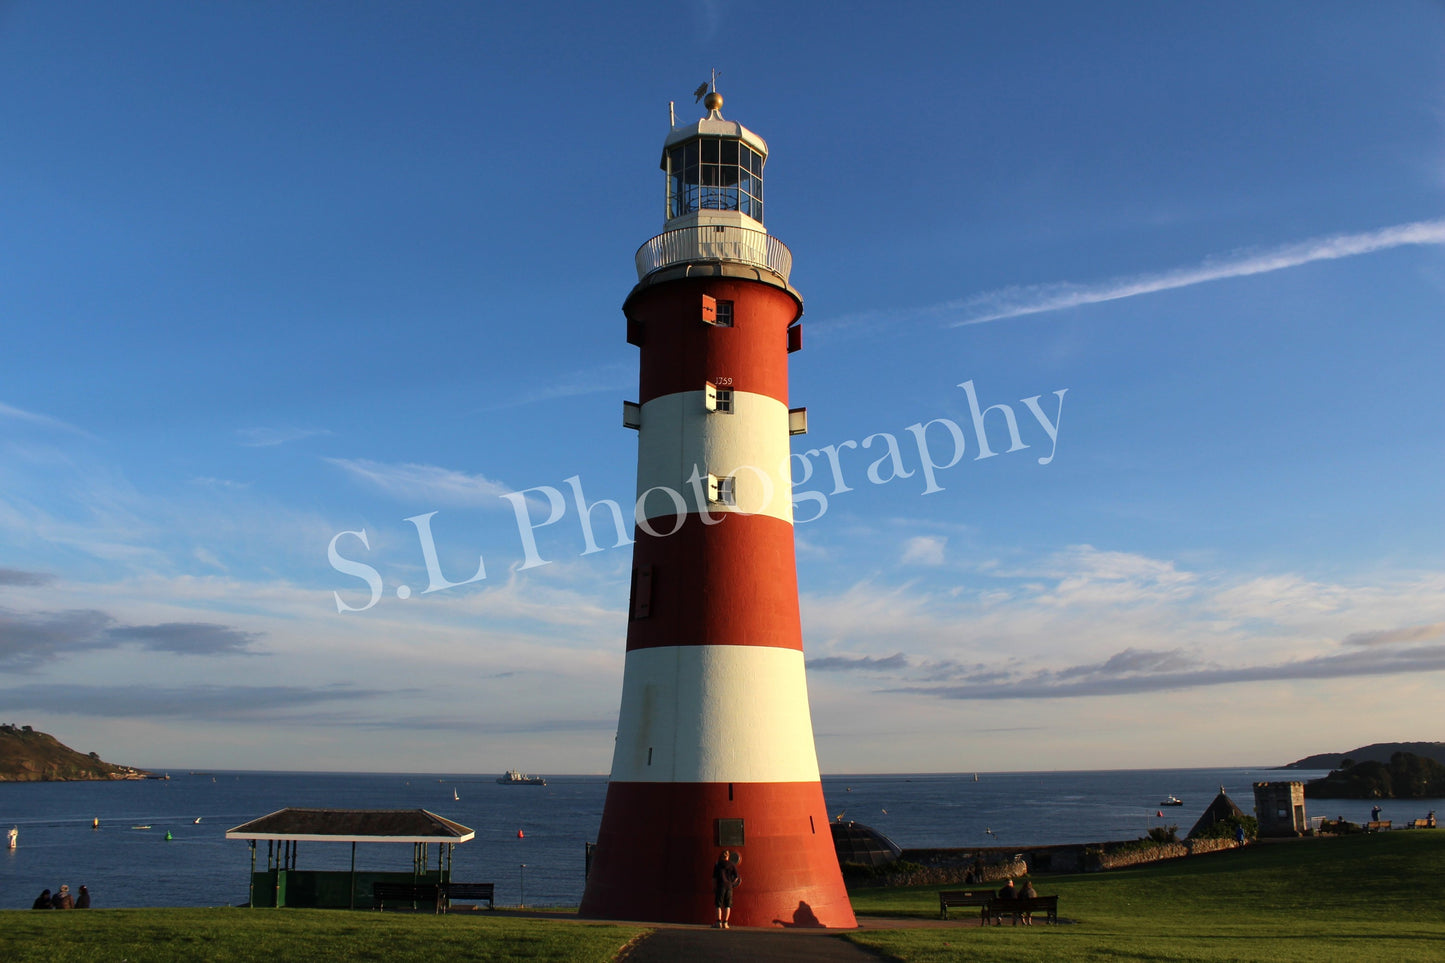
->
[712,850,740,928]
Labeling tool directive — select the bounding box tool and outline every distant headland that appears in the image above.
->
[1279,741,1445,770]
[0,723,150,781]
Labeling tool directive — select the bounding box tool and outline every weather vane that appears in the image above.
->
[674,70,723,127]
[693,68,721,102]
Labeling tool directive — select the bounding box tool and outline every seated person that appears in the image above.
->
[1018,879,1038,924]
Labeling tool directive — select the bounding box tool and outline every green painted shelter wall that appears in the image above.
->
[249,869,448,909]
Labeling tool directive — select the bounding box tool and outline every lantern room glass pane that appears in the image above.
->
[666,137,764,221]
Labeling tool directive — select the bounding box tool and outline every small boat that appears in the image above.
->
[497,769,546,786]
[193,817,202,824]
[131,825,151,830]
[453,788,459,801]
[1160,795,1184,807]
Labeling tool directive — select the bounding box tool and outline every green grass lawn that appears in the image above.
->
[0,908,643,963]
[845,830,1445,961]
[4,832,1441,961]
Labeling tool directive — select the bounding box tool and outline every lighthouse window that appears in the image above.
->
[713,300,734,327]
[705,383,733,414]
[706,473,736,506]
[667,138,764,221]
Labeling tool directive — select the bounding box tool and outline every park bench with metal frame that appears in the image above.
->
[372,881,443,913]
[984,895,1059,926]
[938,889,994,919]
[443,882,496,911]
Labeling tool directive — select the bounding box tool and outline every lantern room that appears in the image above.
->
[661,91,768,229]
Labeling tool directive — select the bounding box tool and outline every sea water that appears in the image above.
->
[3,768,1437,909]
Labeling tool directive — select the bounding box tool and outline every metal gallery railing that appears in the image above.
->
[635,225,793,283]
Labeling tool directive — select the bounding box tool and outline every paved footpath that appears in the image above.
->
[485,910,981,962]
[615,926,885,962]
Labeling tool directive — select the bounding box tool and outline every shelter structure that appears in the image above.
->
[830,820,902,868]
[226,808,473,909]
[1187,786,1246,838]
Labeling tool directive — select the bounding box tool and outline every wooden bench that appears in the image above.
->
[1366,820,1392,832]
[984,895,1059,926]
[938,890,994,919]
[372,881,443,913]
[444,882,495,911]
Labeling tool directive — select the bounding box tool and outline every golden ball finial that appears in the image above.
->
[704,91,723,112]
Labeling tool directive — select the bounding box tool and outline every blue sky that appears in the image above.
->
[2,1,1442,773]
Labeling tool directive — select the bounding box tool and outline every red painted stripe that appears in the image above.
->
[629,278,801,406]
[579,780,856,928]
[627,512,801,652]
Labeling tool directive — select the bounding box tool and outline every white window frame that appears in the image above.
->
[706,472,736,506]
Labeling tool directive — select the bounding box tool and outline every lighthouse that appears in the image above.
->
[579,89,855,929]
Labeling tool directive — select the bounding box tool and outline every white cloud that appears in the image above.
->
[236,426,332,447]
[800,551,1445,703]
[900,535,946,566]
[480,362,632,411]
[327,458,514,506]
[949,218,1445,325]
[0,401,91,438]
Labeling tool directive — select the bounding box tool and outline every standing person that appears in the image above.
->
[1371,805,1382,822]
[75,885,91,909]
[712,850,740,928]
[32,889,52,910]
[53,885,74,909]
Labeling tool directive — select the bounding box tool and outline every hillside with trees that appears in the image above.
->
[1304,751,1445,799]
[0,724,148,781]
[1280,742,1445,770]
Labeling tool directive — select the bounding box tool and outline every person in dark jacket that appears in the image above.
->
[712,850,740,928]
[991,878,1016,925]
[75,885,91,909]
[1019,879,1038,925]
[32,889,52,910]
[53,884,74,909]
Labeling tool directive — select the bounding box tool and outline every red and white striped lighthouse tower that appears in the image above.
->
[580,89,855,929]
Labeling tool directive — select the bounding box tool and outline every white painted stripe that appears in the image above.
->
[634,390,793,524]
[609,645,823,784]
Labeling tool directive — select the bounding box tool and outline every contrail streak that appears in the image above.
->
[949,218,1445,326]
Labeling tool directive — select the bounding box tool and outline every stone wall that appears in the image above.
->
[853,836,1244,887]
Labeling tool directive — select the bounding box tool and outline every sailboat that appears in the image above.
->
[453,788,459,801]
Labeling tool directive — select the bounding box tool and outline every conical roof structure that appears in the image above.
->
[1187,786,1246,838]
[830,820,902,867]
